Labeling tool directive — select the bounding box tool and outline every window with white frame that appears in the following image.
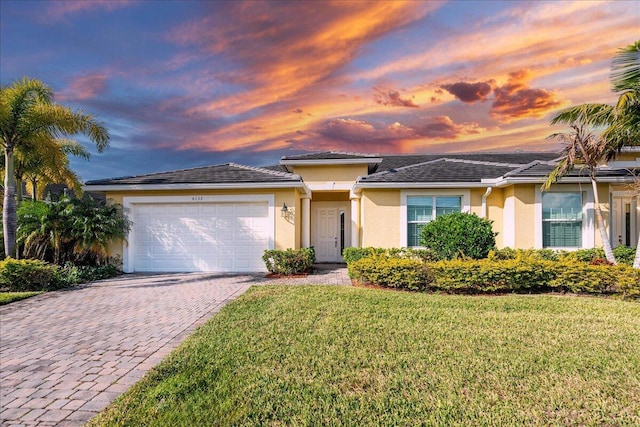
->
[542,192,582,248]
[407,196,462,247]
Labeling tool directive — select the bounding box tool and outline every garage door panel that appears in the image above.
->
[132,201,271,272]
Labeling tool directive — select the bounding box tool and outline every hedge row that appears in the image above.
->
[490,246,636,266]
[429,259,639,297]
[348,254,640,299]
[0,258,121,292]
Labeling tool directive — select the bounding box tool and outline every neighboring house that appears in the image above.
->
[84,149,639,273]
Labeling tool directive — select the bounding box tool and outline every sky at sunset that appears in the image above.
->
[1,0,638,182]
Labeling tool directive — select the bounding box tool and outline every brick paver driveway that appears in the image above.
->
[0,273,254,427]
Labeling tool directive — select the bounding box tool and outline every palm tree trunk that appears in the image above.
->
[591,179,616,264]
[3,148,17,258]
[16,178,23,203]
[31,179,37,201]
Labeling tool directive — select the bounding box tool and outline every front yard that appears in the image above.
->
[89,286,640,426]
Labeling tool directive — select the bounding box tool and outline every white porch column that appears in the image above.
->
[350,196,360,248]
[302,196,311,248]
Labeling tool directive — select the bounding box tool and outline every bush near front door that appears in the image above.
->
[262,248,315,275]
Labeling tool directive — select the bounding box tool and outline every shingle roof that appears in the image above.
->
[360,158,519,183]
[374,152,560,172]
[505,161,636,179]
[85,163,302,186]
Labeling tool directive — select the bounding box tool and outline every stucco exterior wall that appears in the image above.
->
[513,185,536,248]
[486,187,504,248]
[104,188,300,261]
[293,165,368,185]
[360,189,401,247]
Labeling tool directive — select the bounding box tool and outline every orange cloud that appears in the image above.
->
[490,69,563,122]
[170,1,440,116]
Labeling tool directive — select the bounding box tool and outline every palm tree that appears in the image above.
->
[17,197,129,265]
[543,124,617,264]
[0,77,108,258]
[549,40,640,267]
[19,139,90,201]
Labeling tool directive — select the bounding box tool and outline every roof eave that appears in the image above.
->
[83,181,305,192]
[355,181,492,189]
[280,158,383,167]
[355,175,635,190]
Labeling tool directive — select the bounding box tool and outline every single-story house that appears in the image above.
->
[84,149,640,273]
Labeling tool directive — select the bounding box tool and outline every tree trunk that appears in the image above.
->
[31,179,37,201]
[591,178,616,264]
[16,178,23,203]
[634,232,640,269]
[3,148,17,258]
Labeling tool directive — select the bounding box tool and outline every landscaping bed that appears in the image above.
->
[346,247,640,299]
[88,286,640,426]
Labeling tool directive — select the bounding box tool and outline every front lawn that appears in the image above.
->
[0,291,42,305]
[89,286,640,426]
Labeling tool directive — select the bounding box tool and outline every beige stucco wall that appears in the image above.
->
[360,187,508,249]
[360,189,401,247]
[486,187,504,248]
[513,185,536,248]
[104,188,300,261]
[293,164,368,185]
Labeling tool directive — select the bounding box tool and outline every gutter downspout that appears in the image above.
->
[481,187,493,219]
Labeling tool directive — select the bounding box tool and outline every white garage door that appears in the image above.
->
[131,202,271,272]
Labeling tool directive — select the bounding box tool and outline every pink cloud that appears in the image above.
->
[373,87,419,108]
[44,0,136,23]
[58,74,108,102]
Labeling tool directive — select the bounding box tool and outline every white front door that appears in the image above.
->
[314,207,339,262]
[612,195,638,247]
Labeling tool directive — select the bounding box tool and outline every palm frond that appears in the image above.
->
[550,104,614,127]
[611,40,640,93]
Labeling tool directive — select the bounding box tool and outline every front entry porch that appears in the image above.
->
[302,190,359,263]
[612,193,638,248]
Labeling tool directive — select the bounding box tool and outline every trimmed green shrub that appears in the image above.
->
[489,248,564,261]
[263,247,315,275]
[342,247,436,264]
[548,263,635,294]
[342,247,388,264]
[429,258,559,293]
[348,256,432,291]
[0,258,59,292]
[618,267,640,299]
[613,246,636,266]
[561,248,606,263]
[420,212,496,260]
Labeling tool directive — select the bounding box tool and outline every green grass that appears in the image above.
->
[0,291,42,305]
[89,286,640,427]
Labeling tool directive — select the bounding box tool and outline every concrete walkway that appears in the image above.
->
[0,266,350,427]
